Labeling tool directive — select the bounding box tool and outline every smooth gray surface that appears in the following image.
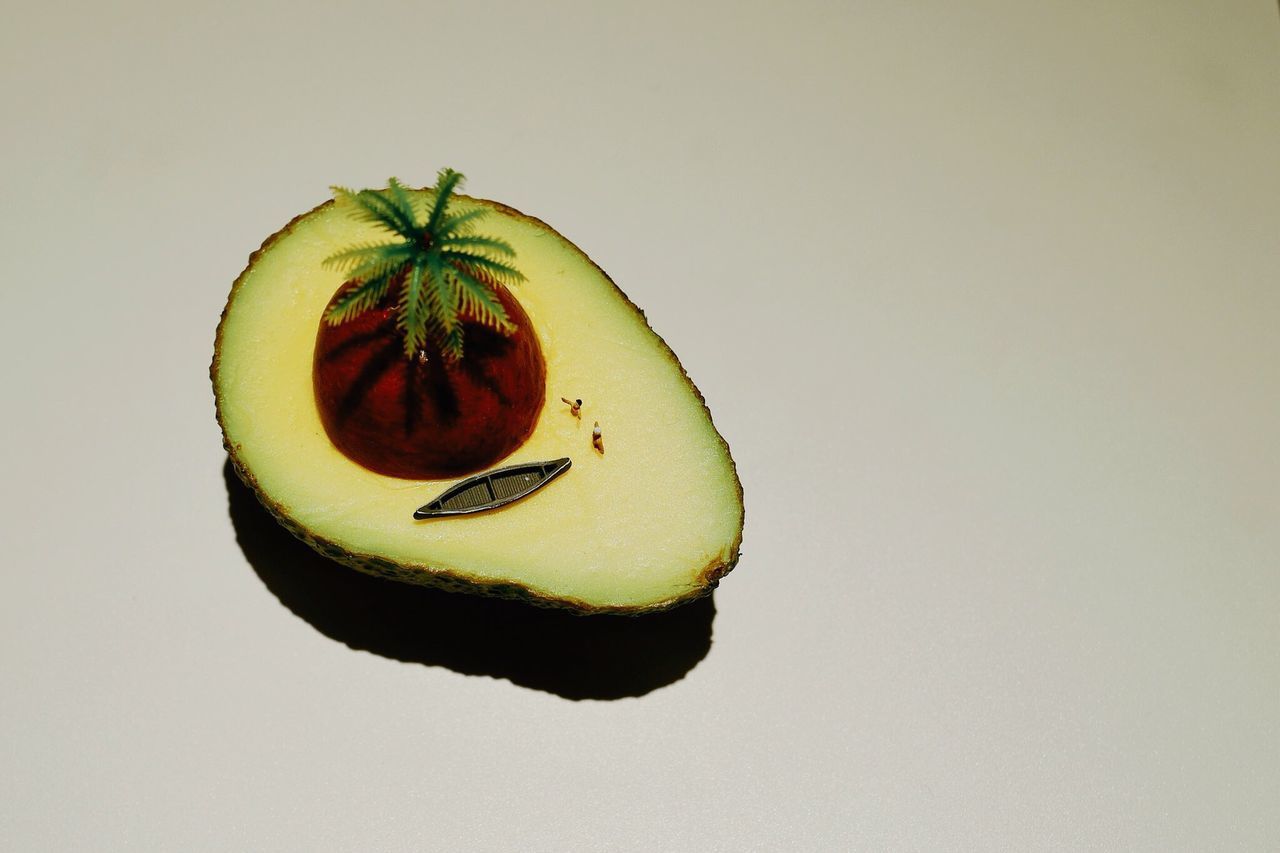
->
[2,1,1278,850]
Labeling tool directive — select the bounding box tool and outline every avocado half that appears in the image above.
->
[212,188,743,614]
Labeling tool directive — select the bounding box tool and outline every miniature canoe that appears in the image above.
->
[413,457,572,520]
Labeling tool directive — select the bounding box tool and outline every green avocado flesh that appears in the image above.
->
[213,189,743,613]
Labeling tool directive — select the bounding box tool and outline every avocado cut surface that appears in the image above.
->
[213,189,743,613]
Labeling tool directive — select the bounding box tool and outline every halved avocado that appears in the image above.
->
[212,188,743,614]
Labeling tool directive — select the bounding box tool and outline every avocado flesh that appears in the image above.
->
[213,191,743,613]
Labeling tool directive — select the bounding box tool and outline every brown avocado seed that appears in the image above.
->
[313,282,546,480]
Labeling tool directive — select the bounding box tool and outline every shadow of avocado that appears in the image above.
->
[224,461,715,700]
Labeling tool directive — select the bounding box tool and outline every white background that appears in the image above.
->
[3,1,1278,849]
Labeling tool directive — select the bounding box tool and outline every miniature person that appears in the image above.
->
[561,397,582,419]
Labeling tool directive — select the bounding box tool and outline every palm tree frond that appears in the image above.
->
[397,261,429,357]
[429,255,464,360]
[385,178,419,231]
[322,241,411,272]
[439,234,515,257]
[444,251,525,286]
[449,262,514,333]
[323,273,393,325]
[353,190,418,236]
[437,208,488,237]
[425,168,465,234]
[346,255,409,286]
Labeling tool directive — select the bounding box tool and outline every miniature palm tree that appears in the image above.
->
[322,169,525,359]
[312,169,547,480]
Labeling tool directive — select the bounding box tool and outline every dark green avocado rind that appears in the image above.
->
[211,192,744,615]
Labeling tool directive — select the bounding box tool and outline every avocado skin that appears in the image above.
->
[212,192,743,614]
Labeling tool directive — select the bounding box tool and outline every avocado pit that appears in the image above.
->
[313,280,545,479]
